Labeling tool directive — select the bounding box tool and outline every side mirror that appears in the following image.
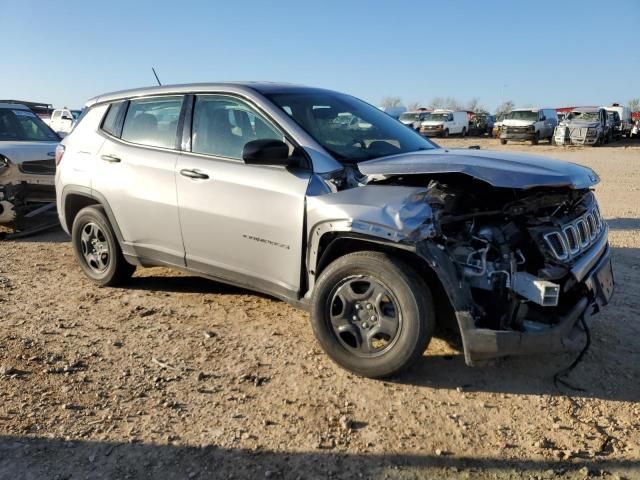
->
[540,116,546,121]
[61,115,72,121]
[242,139,291,166]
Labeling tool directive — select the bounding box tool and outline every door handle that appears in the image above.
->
[180,168,209,180]
[101,154,121,163]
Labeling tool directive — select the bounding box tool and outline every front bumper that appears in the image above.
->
[554,135,598,146]
[501,131,535,141]
[420,128,444,137]
[460,241,614,364]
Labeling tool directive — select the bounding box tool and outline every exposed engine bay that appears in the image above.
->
[321,165,611,338]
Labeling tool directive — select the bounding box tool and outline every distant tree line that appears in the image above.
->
[380,97,640,114]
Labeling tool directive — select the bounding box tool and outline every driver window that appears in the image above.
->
[192,95,283,160]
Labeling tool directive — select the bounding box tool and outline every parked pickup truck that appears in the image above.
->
[56,83,613,378]
[554,107,608,146]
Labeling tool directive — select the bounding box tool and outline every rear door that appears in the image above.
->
[93,95,185,264]
[175,94,310,296]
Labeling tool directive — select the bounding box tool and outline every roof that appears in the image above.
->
[85,82,336,107]
[572,107,601,113]
[0,100,52,109]
[512,107,545,111]
[0,103,29,110]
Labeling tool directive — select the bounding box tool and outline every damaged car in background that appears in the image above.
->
[56,84,613,378]
[554,107,609,146]
[1,103,59,229]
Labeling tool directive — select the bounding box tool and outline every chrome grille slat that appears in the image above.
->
[543,205,604,262]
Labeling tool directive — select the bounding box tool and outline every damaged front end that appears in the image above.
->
[414,179,613,365]
[306,152,613,366]
[0,153,56,226]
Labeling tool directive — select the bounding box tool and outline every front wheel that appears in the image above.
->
[71,205,136,286]
[311,251,435,378]
[531,132,539,145]
[500,138,507,145]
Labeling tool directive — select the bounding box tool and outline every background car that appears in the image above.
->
[49,108,83,134]
[500,108,558,145]
[399,110,431,131]
[0,103,59,223]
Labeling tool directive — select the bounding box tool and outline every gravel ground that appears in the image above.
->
[0,138,639,479]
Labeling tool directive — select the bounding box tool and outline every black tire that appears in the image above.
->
[461,127,467,137]
[442,129,449,138]
[71,205,135,286]
[531,132,539,145]
[500,138,507,145]
[593,134,602,147]
[311,251,435,378]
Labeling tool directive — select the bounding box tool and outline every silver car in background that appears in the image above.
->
[0,103,59,224]
[56,83,613,378]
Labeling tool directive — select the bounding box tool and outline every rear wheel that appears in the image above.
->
[311,251,435,378]
[71,206,135,286]
[461,127,467,137]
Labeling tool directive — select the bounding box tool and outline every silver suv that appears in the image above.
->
[56,83,614,378]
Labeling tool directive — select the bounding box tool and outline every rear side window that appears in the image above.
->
[101,101,125,136]
[121,96,183,149]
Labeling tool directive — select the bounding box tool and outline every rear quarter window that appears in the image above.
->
[101,101,125,136]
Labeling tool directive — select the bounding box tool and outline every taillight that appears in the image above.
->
[55,144,65,166]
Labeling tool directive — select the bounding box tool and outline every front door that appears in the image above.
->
[175,94,310,297]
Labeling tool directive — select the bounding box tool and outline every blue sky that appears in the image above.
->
[2,0,638,111]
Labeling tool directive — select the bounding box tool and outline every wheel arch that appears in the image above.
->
[311,232,459,334]
[61,186,125,245]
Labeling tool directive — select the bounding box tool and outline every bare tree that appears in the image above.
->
[466,97,485,113]
[380,96,402,109]
[628,98,640,112]
[407,101,422,111]
[443,97,463,111]
[429,97,445,110]
[495,100,515,116]
[430,96,464,110]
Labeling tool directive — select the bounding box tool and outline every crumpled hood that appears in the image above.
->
[358,148,600,189]
[0,141,58,164]
[562,120,600,128]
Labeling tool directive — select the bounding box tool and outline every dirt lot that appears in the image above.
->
[1,138,639,479]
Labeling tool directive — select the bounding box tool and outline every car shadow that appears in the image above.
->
[125,274,275,301]
[606,217,640,231]
[393,245,640,403]
[1,435,637,479]
[1,224,69,243]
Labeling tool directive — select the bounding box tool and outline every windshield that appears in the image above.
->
[505,110,538,121]
[567,111,599,121]
[266,92,437,162]
[423,113,450,122]
[399,112,419,122]
[0,108,59,142]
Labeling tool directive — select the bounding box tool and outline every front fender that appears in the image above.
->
[305,185,437,289]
